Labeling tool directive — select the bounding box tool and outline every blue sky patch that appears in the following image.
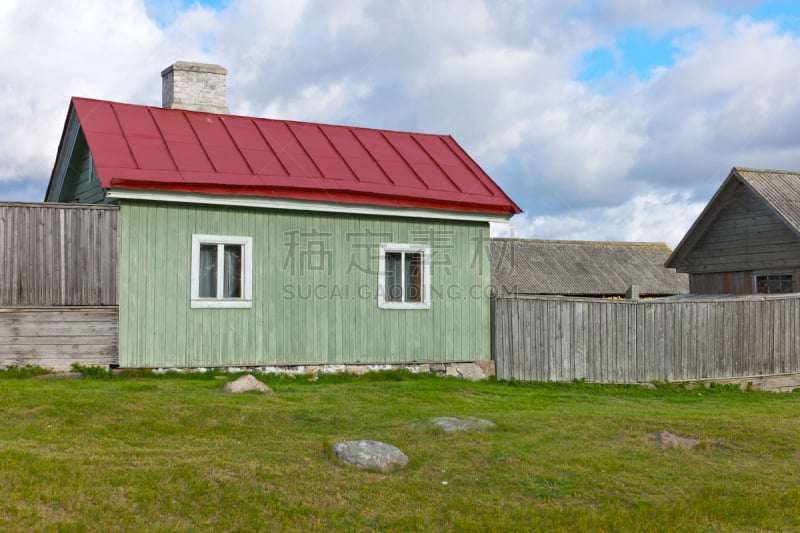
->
[145,0,230,28]
[750,0,800,33]
[577,28,692,85]
[575,0,800,87]
[579,47,616,84]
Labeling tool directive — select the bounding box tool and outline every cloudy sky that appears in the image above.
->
[2,0,800,247]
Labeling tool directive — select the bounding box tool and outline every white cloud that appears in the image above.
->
[2,0,800,247]
[259,81,372,124]
[619,16,800,195]
[0,1,164,185]
[493,191,706,248]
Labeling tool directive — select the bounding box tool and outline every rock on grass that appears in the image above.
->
[649,431,715,450]
[430,416,496,433]
[332,440,409,471]
[222,375,272,393]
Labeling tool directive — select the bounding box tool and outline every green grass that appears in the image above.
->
[1,371,799,531]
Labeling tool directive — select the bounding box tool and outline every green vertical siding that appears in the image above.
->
[118,201,492,367]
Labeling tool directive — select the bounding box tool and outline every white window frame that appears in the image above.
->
[377,243,431,310]
[191,234,253,308]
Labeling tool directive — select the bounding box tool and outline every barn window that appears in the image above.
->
[378,243,431,309]
[754,272,794,294]
[191,235,253,308]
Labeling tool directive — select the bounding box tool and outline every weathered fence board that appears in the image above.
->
[493,294,800,383]
[0,202,118,306]
[0,308,118,370]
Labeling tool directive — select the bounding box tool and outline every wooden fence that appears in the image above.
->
[492,294,800,383]
[0,202,118,306]
[0,307,118,370]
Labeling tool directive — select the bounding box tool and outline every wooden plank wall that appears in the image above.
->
[689,271,754,294]
[683,181,800,273]
[118,201,491,368]
[0,202,118,306]
[493,294,800,382]
[0,307,118,370]
[690,269,800,294]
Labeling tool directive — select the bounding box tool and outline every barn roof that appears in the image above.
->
[49,97,521,218]
[491,238,689,297]
[735,168,800,232]
[666,167,800,269]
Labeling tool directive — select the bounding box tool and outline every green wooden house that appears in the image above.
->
[45,62,520,370]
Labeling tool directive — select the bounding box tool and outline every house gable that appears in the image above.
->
[46,111,106,204]
[667,168,800,274]
[57,130,106,204]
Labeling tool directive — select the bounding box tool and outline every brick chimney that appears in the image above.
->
[161,61,229,113]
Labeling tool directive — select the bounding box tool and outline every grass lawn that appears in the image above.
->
[1,369,799,532]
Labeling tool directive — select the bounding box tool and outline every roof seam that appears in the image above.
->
[351,129,395,185]
[380,132,429,190]
[184,114,218,173]
[441,136,496,197]
[410,135,462,192]
[285,123,325,178]
[147,108,180,173]
[108,103,140,170]
[219,117,255,174]
[251,119,291,176]
[317,125,361,182]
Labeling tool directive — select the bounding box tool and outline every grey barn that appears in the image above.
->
[666,167,800,295]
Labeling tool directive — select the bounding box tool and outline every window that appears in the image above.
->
[378,243,431,309]
[754,272,794,294]
[191,235,253,308]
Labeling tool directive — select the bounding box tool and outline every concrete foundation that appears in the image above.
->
[144,360,496,381]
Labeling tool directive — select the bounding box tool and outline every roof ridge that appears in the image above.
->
[69,96,453,138]
[491,237,669,248]
[734,166,800,176]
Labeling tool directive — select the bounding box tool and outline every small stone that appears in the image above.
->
[332,440,409,471]
[221,375,271,393]
[346,365,370,376]
[649,431,706,450]
[430,416,496,433]
[445,363,488,381]
[474,360,496,378]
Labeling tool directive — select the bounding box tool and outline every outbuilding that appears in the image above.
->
[491,238,688,298]
[666,167,800,294]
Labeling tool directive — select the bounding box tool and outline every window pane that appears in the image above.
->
[779,276,794,293]
[386,252,403,302]
[224,245,243,298]
[405,252,422,302]
[199,244,217,298]
[756,274,793,294]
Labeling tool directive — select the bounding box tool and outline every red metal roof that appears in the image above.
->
[69,97,521,215]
